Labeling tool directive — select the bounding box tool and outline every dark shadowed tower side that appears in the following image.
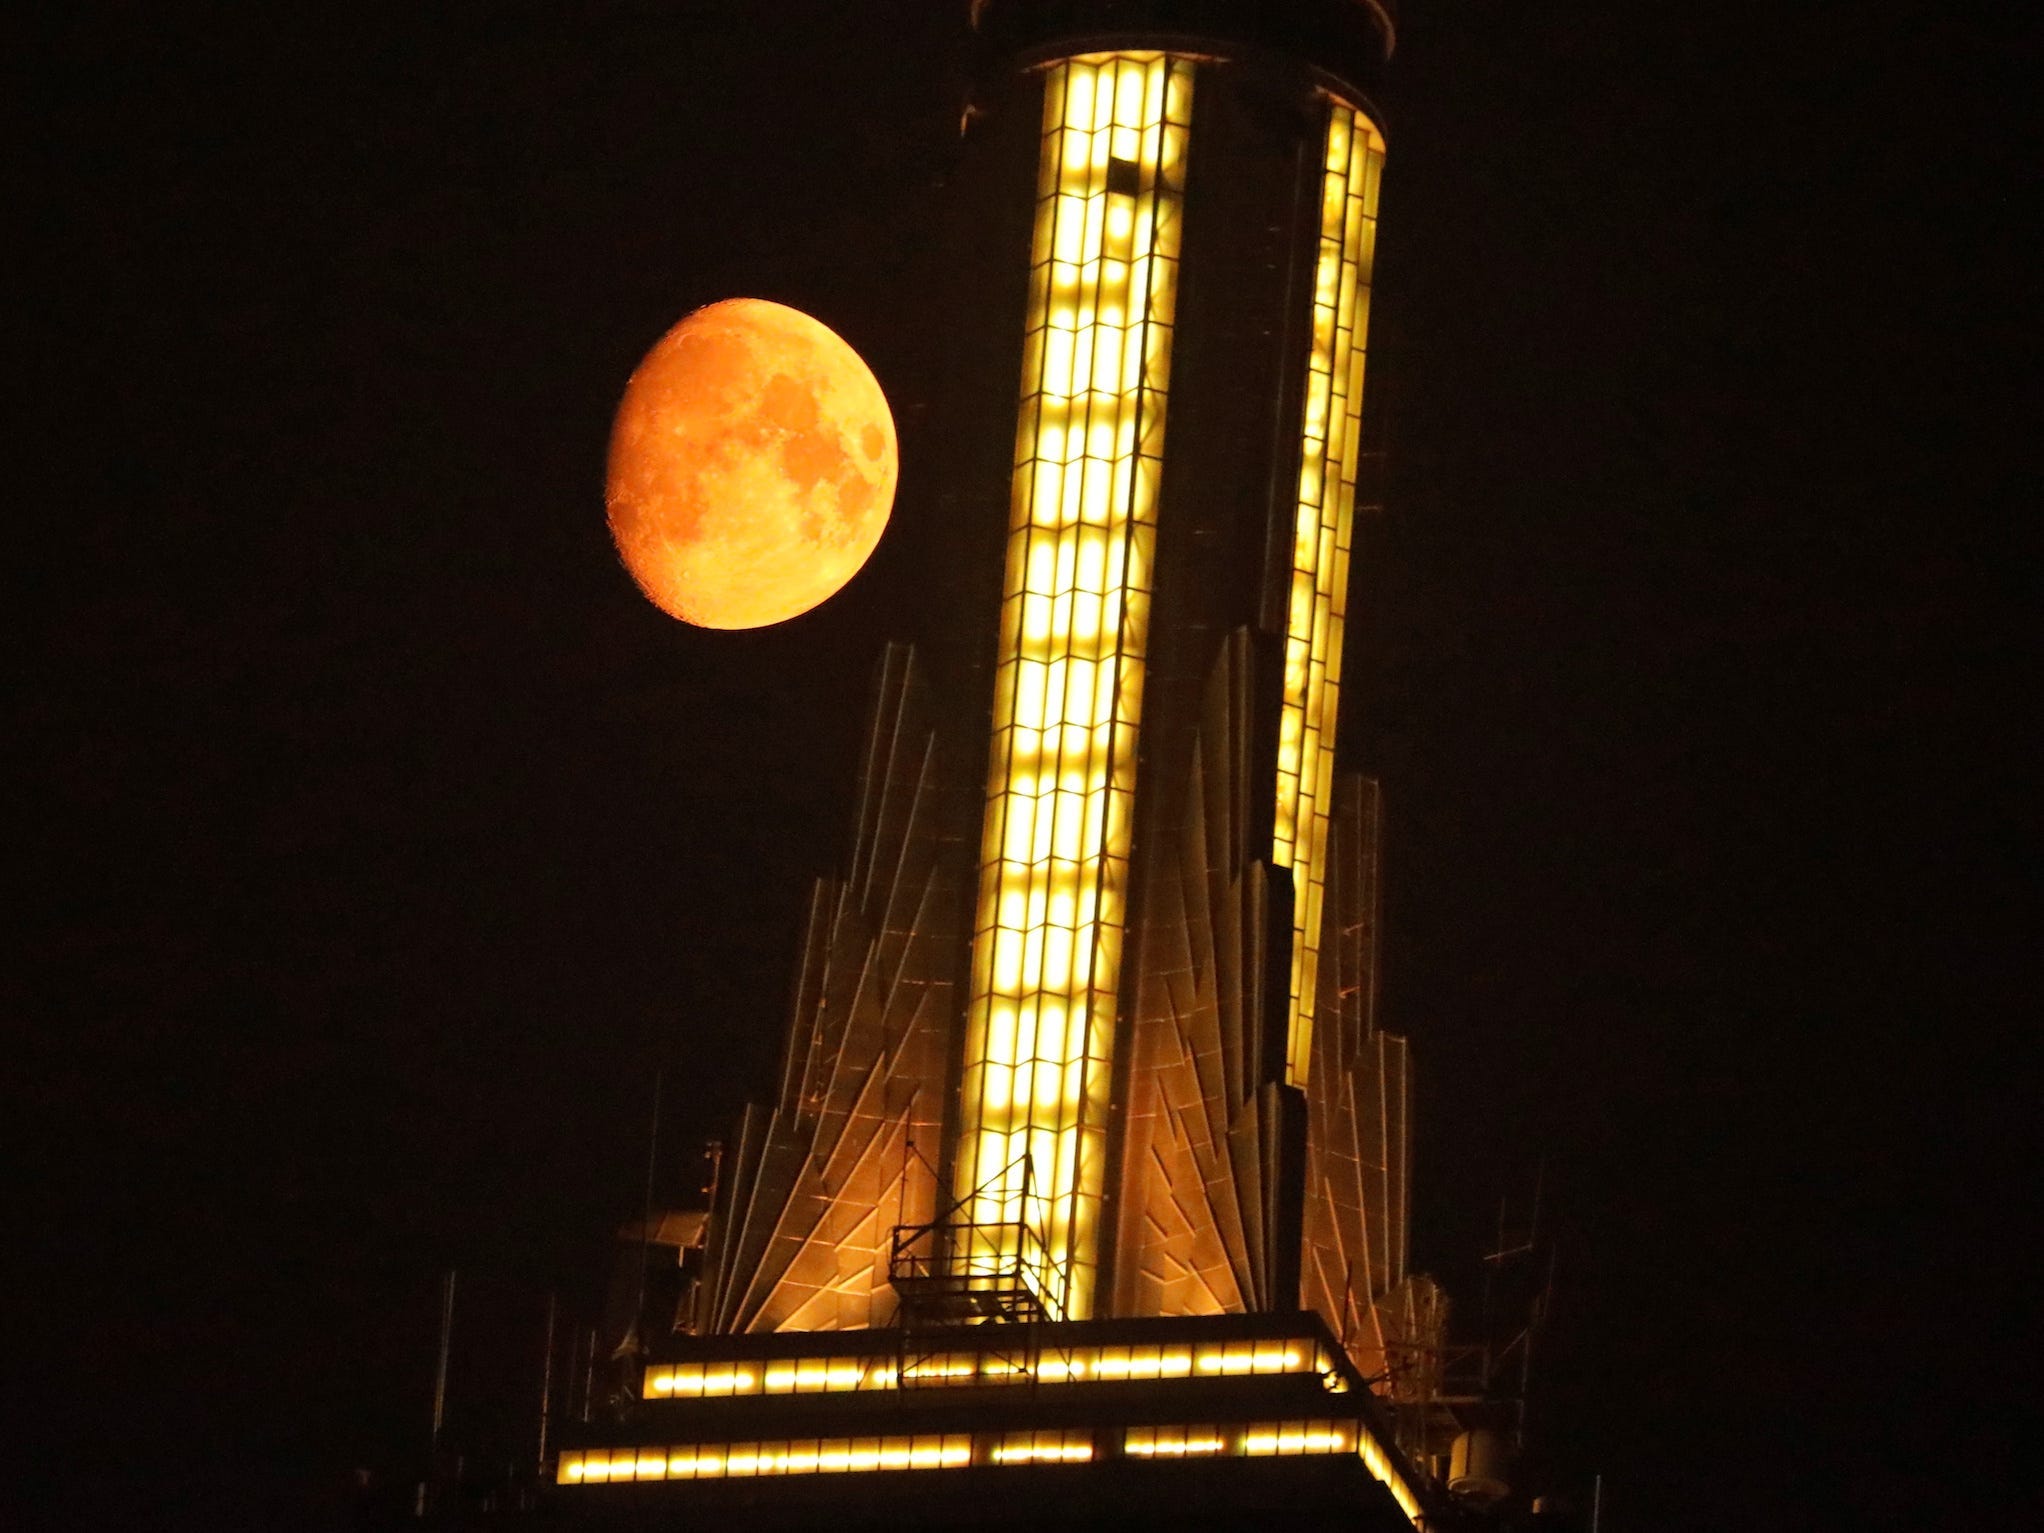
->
[555,3,1450,1524]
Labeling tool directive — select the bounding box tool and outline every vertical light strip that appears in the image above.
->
[1275,104,1386,1087]
[954,53,1195,1322]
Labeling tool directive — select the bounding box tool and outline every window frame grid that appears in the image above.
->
[954,52,1195,1322]
[1273,104,1387,1087]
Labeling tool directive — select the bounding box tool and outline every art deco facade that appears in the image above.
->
[554,2,1453,1525]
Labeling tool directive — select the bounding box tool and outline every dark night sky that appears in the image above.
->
[18,3,2027,1529]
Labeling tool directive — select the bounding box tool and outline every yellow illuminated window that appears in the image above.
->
[556,1433,972,1485]
[640,1335,1325,1404]
[991,1428,1094,1464]
[1242,1419,1353,1456]
[642,1363,762,1399]
[646,1357,890,1400]
[1358,1426,1426,1525]
[1274,104,1387,1086]
[955,51,1197,1321]
[1124,1424,1227,1456]
[899,1352,979,1383]
[559,1414,1416,1522]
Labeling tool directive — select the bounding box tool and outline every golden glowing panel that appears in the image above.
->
[1274,105,1386,1086]
[1360,1426,1428,1525]
[606,298,897,629]
[1122,1427,1227,1456]
[1241,1424,1354,1455]
[644,1358,887,1399]
[643,1335,1336,1402]
[1121,1421,1364,1460]
[558,1433,971,1484]
[952,53,1195,1321]
[560,1411,1418,1522]
[991,1430,1094,1464]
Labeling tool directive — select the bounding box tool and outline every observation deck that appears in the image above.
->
[553,1311,1428,1529]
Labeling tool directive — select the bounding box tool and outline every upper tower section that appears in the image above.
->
[974,0,1395,112]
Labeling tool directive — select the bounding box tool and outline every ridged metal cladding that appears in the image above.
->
[973,0,1396,105]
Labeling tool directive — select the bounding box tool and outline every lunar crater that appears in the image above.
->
[605,299,897,629]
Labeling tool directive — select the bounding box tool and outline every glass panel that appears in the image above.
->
[1274,105,1388,1086]
[951,54,1196,1322]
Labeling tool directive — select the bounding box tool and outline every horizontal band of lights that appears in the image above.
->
[1275,103,1387,1087]
[643,1336,1340,1401]
[556,1434,1087,1485]
[1126,1420,1355,1458]
[562,1418,1422,1523]
[559,1434,973,1484]
[956,51,1195,1321]
[990,1429,1095,1465]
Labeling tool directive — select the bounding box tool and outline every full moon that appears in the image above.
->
[605,298,898,629]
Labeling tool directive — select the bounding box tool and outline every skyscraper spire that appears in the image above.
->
[548,5,1452,1524]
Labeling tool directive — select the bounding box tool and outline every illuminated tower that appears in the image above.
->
[554,3,1448,1525]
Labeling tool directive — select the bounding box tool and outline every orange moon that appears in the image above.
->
[605,299,898,629]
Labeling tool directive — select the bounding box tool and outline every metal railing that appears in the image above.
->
[888,1153,1055,1326]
